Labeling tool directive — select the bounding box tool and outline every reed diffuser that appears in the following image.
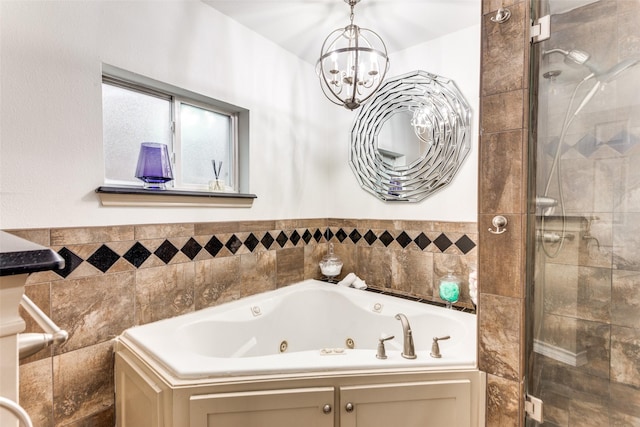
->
[209,160,225,192]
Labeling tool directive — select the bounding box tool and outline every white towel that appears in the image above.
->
[352,277,367,290]
[337,272,357,287]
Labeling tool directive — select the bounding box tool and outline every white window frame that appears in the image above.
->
[101,65,250,195]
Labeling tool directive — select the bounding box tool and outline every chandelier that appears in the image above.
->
[316,0,389,110]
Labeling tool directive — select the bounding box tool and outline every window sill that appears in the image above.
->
[96,186,256,208]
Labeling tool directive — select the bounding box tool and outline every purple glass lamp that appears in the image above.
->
[135,142,174,190]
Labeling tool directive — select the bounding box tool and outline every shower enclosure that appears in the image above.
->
[527,0,640,425]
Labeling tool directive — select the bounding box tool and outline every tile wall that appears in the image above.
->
[479,0,530,425]
[9,218,477,427]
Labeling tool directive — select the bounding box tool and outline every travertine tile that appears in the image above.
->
[612,269,640,328]
[53,341,114,426]
[390,248,433,297]
[135,263,195,325]
[134,223,194,240]
[304,244,327,280]
[479,130,524,214]
[240,251,276,297]
[611,325,640,388]
[276,247,304,287]
[486,374,520,426]
[356,246,392,289]
[481,2,526,96]
[6,228,50,246]
[479,293,521,380]
[20,357,53,427]
[20,282,53,363]
[51,226,134,246]
[478,213,524,298]
[195,256,241,309]
[52,271,135,353]
[480,90,524,134]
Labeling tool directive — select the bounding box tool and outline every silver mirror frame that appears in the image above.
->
[349,70,472,202]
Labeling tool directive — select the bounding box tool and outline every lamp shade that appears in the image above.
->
[135,142,174,190]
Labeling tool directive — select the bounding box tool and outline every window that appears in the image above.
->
[101,68,248,193]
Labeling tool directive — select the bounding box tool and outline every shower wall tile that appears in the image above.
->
[479,130,524,214]
[481,2,526,96]
[486,374,520,427]
[611,382,640,421]
[52,341,114,426]
[568,400,613,427]
[19,357,53,427]
[613,212,640,270]
[480,90,524,134]
[612,269,640,328]
[479,293,522,381]
[611,325,640,388]
[52,271,135,354]
[64,407,114,427]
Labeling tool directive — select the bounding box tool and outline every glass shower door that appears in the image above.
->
[527,0,640,425]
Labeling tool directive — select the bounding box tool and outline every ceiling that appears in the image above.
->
[203,0,480,65]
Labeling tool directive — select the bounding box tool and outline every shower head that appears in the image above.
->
[543,48,593,66]
[571,57,640,117]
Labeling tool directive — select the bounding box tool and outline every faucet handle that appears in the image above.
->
[430,335,451,358]
[376,335,395,359]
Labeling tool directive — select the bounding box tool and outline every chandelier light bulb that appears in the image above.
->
[316,0,389,110]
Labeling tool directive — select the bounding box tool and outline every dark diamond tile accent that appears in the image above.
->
[396,231,412,248]
[324,228,334,242]
[349,229,362,244]
[455,235,476,254]
[364,230,377,245]
[575,133,600,158]
[543,137,570,158]
[313,229,323,242]
[86,244,120,273]
[225,235,243,254]
[155,240,179,264]
[244,233,259,252]
[433,233,453,252]
[276,231,288,248]
[379,231,394,247]
[56,247,84,278]
[123,242,151,268]
[302,229,313,244]
[261,232,275,250]
[290,230,301,246]
[336,228,347,243]
[414,233,431,250]
[181,238,202,260]
[204,236,224,257]
[608,131,638,154]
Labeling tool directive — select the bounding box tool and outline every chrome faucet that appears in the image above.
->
[394,313,416,359]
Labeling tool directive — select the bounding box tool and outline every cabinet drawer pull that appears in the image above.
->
[323,404,332,414]
[345,402,354,413]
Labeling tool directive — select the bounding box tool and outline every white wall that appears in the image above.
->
[0,1,480,229]
[0,1,333,229]
[325,24,481,223]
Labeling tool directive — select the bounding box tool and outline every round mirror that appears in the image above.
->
[377,110,427,167]
[349,70,471,202]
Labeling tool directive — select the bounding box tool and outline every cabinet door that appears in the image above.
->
[340,380,472,427]
[189,387,335,427]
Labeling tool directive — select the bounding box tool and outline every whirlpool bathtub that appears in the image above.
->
[115,279,485,427]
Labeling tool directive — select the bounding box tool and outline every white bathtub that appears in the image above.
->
[119,279,477,379]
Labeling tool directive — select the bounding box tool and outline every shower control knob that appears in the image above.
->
[345,402,354,413]
[323,404,332,414]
